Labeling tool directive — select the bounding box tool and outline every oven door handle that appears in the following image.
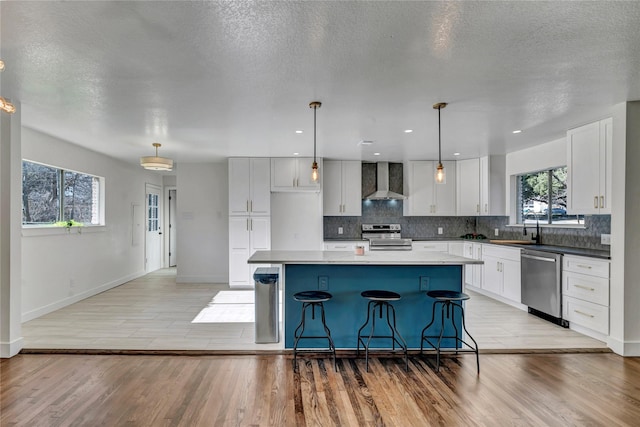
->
[522,254,557,263]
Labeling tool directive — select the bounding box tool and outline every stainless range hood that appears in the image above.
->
[364,162,406,200]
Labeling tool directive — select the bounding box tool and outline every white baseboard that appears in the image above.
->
[21,270,147,323]
[175,274,228,284]
[607,336,640,356]
[568,322,608,343]
[0,337,24,358]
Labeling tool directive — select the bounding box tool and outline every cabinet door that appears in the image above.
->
[457,158,480,216]
[271,158,297,190]
[250,158,271,215]
[249,217,271,253]
[229,158,251,216]
[472,244,483,288]
[229,217,251,286]
[341,161,362,216]
[480,156,490,215]
[408,161,435,215]
[599,117,613,214]
[501,258,521,302]
[434,160,456,215]
[482,255,502,295]
[567,121,601,214]
[323,160,343,215]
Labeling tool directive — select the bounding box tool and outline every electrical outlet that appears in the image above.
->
[601,234,611,245]
[437,227,443,235]
[338,227,343,235]
[494,228,499,236]
[318,276,329,290]
[419,276,430,291]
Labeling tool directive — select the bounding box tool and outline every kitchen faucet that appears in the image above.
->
[531,220,541,245]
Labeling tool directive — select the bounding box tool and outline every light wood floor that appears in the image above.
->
[21,268,607,351]
[2,352,640,426]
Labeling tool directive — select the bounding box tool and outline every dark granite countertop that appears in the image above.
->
[492,243,611,259]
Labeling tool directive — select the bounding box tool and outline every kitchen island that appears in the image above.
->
[248,250,483,349]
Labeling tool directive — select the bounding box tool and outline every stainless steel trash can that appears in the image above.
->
[254,267,280,343]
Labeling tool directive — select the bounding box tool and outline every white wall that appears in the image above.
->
[21,128,160,321]
[175,162,228,283]
[271,192,323,251]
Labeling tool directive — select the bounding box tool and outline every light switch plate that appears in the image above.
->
[318,276,329,290]
[495,228,499,236]
[419,276,430,291]
[601,234,611,245]
[338,227,343,235]
[437,227,443,235]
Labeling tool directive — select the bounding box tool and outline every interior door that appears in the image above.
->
[145,183,162,273]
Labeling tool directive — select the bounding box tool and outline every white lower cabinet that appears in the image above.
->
[481,245,521,303]
[229,216,271,288]
[463,242,483,289]
[562,255,610,337]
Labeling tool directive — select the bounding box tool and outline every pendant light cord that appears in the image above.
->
[438,105,442,164]
[313,105,317,162]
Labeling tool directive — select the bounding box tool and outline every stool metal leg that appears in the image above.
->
[293,301,337,373]
[452,301,480,374]
[358,301,408,372]
[293,302,310,372]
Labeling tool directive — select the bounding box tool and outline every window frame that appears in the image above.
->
[21,159,106,229]
[510,166,585,228]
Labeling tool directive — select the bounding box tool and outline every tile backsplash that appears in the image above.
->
[323,200,611,251]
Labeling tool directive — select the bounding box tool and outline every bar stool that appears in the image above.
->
[420,290,479,374]
[357,290,408,372]
[292,290,336,372]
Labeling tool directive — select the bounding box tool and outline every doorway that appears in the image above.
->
[145,183,162,273]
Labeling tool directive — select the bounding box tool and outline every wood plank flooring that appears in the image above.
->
[21,268,607,352]
[2,352,640,426]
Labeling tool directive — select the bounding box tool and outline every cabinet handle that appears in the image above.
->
[574,284,595,292]
[250,219,253,231]
[297,178,299,187]
[250,200,253,212]
[574,309,595,318]
[477,204,480,213]
[576,264,593,270]
[246,200,249,212]
[484,203,488,213]
[600,196,605,209]
[594,196,598,209]
[246,218,249,231]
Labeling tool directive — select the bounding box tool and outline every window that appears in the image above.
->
[516,166,584,225]
[22,160,103,226]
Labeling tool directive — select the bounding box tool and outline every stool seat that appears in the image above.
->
[427,290,470,301]
[361,290,401,301]
[294,290,333,303]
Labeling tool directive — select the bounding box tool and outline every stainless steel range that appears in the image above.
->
[362,224,412,251]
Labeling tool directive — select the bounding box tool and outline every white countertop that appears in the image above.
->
[248,250,484,265]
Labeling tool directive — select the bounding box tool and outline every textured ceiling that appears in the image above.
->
[2,1,640,167]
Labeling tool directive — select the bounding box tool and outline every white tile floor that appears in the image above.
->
[21,268,608,352]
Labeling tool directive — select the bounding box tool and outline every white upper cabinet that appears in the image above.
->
[228,158,271,216]
[567,118,612,214]
[457,158,481,216]
[404,160,456,216]
[271,157,322,192]
[457,156,505,216]
[323,160,362,216]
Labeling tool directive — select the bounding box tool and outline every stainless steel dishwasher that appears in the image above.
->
[521,249,568,327]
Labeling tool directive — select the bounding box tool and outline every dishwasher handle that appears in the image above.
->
[522,253,557,263]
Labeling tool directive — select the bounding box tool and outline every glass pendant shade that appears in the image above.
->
[435,162,446,184]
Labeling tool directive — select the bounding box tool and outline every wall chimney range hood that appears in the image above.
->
[364,162,406,200]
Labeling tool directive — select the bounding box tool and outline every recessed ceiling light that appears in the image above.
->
[359,140,374,145]
[453,152,461,156]
[295,130,303,134]
[293,152,300,156]
[512,130,522,134]
[404,129,413,133]
[373,152,381,156]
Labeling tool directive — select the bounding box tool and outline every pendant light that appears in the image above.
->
[140,143,173,171]
[309,101,321,183]
[434,102,447,184]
